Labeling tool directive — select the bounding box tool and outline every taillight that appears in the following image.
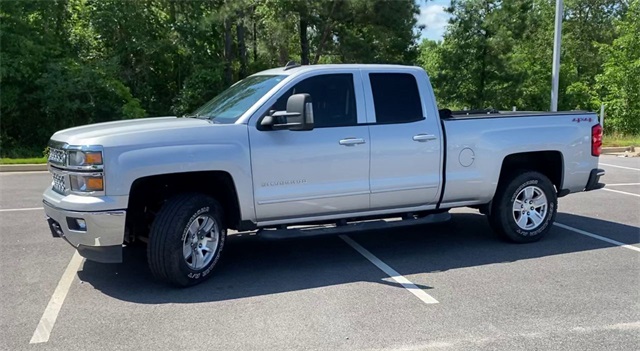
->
[591,124,603,156]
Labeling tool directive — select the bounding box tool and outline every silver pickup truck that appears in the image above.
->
[43,63,605,286]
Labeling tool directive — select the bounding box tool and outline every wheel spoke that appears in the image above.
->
[195,249,205,269]
[532,196,547,208]
[199,236,210,250]
[201,217,215,233]
[191,248,199,268]
[198,217,208,231]
[524,186,535,200]
[187,219,199,236]
[517,214,529,229]
[205,236,216,251]
[530,211,543,226]
[513,199,524,212]
[181,214,221,270]
[183,243,192,260]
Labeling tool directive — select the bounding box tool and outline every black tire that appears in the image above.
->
[148,193,226,287]
[488,171,557,243]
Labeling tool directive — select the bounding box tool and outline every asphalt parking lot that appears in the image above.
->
[0,155,638,351]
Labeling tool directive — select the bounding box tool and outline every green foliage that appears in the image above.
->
[595,0,640,134]
[602,134,640,147]
[172,64,226,116]
[419,0,637,135]
[330,0,421,64]
[2,0,637,158]
[1,0,420,157]
[0,0,147,156]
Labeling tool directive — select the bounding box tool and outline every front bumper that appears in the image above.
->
[43,200,125,263]
[585,168,605,191]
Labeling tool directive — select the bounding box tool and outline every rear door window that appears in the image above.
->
[369,73,423,124]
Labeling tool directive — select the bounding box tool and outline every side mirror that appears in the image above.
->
[261,93,314,131]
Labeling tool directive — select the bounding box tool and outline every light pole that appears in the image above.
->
[550,0,564,111]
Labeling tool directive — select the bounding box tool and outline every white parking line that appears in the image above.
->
[339,235,439,304]
[30,251,84,344]
[0,171,49,175]
[0,207,43,212]
[554,223,640,253]
[605,183,640,187]
[600,163,640,171]
[602,188,640,198]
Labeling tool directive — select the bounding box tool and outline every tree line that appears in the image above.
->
[1,0,637,158]
[421,0,638,135]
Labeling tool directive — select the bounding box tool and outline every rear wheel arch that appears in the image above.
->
[498,151,564,191]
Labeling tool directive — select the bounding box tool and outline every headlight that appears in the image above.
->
[69,174,104,192]
[68,151,103,167]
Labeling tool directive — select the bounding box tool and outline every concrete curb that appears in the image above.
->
[602,146,635,154]
[0,164,48,172]
[601,146,638,157]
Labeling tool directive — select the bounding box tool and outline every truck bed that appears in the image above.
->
[437,110,598,208]
[439,109,592,120]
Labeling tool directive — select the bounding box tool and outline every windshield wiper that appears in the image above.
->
[183,114,205,119]
[183,114,226,122]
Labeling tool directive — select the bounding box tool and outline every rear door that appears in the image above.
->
[362,70,442,209]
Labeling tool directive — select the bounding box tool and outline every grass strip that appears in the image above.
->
[0,157,48,165]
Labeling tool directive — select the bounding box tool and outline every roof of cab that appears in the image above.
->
[252,64,423,76]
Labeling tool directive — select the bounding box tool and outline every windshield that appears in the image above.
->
[190,75,286,123]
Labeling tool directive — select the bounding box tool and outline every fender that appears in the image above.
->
[103,127,256,222]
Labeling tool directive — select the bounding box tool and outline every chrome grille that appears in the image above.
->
[52,172,66,194]
[48,148,66,166]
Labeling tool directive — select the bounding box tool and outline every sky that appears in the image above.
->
[416,0,452,41]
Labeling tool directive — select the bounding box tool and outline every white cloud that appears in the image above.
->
[417,4,451,41]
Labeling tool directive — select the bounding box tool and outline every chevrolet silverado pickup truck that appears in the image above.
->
[43,63,606,286]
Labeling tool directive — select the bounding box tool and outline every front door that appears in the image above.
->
[249,72,370,222]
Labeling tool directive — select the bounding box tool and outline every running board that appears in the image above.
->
[257,212,451,240]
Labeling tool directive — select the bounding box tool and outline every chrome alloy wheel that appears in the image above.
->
[182,214,220,270]
[512,185,548,230]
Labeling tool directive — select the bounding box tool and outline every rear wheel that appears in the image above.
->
[148,193,226,287]
[488,171,557,243]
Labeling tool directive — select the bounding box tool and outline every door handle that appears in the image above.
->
[412,134,437,142]
[339,138,366,146]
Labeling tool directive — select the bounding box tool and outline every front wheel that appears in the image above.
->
[488,171,557,243]
[148,193,226,287]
